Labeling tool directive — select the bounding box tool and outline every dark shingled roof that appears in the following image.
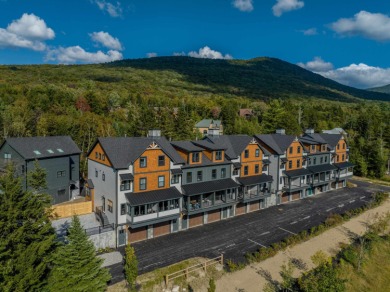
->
[206,135,271,159]
[318,134,343,149]
[120,173,134,181]
[125,187,182,205]
[233,162,242,168]
[255,134,297,155]
[299,133,328,145]
[171,168,183,174]
[284,168,312,177]
[192,140,226,150]
[2,136,81,160]
[334,162,354,169]
[182,178,239,196]
[171,141,203,152]
[307,164,337,173]
[237,174,273,186]
[94,136,185,169]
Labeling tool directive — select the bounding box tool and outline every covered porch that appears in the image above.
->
[283,168,312,192]
[182,178,239,214]
[334,162,354,179]
[307,164,338,186]
[237,174,272,202]
[125,187,181,228]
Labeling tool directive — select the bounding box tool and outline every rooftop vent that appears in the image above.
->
[275,129,285,135]
[33,150,41,155]
[57,148,64,153]
[148,129,161,138]
[47,149,54,154]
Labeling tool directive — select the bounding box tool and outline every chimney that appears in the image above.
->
[275,129,285,135]
[148,129,161,138]
[305,128,314,134]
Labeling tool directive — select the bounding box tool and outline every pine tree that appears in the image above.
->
[28,159,48,192]
[48,216,111,292]
[124,244,138,292]
[0,163,56,291]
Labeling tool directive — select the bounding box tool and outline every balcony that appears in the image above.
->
[183,190,237,214]
[129,208,180,224]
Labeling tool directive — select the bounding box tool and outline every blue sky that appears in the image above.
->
[0,0,390,88]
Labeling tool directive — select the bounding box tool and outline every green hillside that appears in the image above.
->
[368,84,390,94]
[0,56,389,179]
[1,56,389,102]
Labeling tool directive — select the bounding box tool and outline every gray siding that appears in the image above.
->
[0,142,80,205]
[88,160,117,225]
[268,155,280,193]
[182,164,231,185]
[307,153,331,166]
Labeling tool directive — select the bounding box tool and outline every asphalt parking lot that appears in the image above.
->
[108,180,390,284]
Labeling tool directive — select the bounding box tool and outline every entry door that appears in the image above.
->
[102,196,105,212]
[307,188,313,196]
[172,219,179,232]
[118,229,126,246]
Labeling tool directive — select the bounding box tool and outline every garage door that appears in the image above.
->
[189,213,203,228]
[154,221,170,238]
[236,203,246,216]
[292,191,300,201]
[249,201,260,212]
[281,193,289,203]
[128,226,147,243]
[208,210,220,223]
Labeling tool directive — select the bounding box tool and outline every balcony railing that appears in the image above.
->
[127,208,180,224]
[184,197,236,213]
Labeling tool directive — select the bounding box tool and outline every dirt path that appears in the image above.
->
[216,199,390,292]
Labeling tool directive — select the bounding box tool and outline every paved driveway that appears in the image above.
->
[108,180,390,284]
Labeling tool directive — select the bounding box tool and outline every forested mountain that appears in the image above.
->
[368,84,390,94]
[108,57,390,102]
[0,56,389,178]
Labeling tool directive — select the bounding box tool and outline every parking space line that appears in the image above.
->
[260,231,270,236]
[349,200,355,203]
[248,239,267,248]
[360,196,366,199]
[302,216,310,220]
[326,207,335,212]
[290,221,298,225]
[278,227,297,235]
[338,204,344,208]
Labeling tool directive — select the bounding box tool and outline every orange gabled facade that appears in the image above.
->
[335,137,348,163]
[240,142,263,177]
[286,140,304,171]
[133,147,171,193]
[88,142,113,167]
[204,149,225,163]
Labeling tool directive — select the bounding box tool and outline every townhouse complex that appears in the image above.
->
[87,129,354,246]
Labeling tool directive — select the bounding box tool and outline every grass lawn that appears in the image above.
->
[339,235,390,292]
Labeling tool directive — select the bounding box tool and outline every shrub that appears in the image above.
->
[208,278,216,292]
[226,259,245,272]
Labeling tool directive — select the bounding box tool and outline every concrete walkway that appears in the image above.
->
[99,251,123,268]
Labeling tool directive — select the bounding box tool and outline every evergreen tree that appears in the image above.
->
[124,244,138,292]
[0,163,56,291]
[48,216,111,292]
[28,159,48,192]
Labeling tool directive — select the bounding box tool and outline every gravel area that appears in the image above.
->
[99,251,124,268]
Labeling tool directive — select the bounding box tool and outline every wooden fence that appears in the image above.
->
[52,200,92,219]
[165,254,223,286]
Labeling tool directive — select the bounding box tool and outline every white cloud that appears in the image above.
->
[330,11,390,41]
[0,13,54,51]
[173,51,186,56]
[188,46,233,60]
[321,64,390,89]
[272,0,304,17]
[94,0,122,17]
[301,28,318,36]
[90,31,123,50]
[7,13,55,40]
[232,0,253,12]
[46,46,123,64]
[297,57,333,72]
[146,52,157,58]
[298,57,390,89]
